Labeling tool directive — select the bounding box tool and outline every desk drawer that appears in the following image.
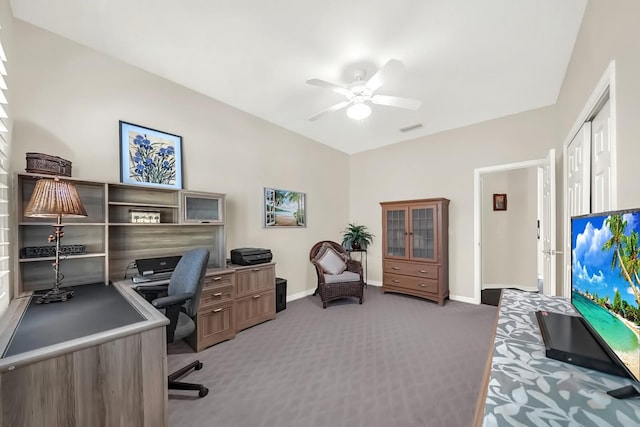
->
[383,261,438,279]
[235,264,275,298]
[383,273,438,294]
[203,272,234,290]
[199,284,233,310]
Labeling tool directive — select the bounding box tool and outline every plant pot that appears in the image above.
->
[351,242,361,250]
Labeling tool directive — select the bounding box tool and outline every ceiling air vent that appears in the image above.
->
[399,123,423,133]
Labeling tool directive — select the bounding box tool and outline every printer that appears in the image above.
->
[230,248,273,266]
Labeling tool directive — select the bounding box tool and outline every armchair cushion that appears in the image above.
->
[324,271,360,284]
[315,243,347,275]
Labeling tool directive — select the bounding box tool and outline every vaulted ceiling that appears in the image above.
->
[10,0,587,154]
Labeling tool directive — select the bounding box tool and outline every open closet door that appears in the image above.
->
[542,149,557,296]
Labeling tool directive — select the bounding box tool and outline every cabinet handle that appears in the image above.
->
[212,308,222,313]
[392,267,400,270]
[213,292,222,297]
[252,268,260,272]
[419,283,427,287]
[253,294,261,299]
[212,277,222,281]
[418,270,427,273]
[392,279,400,283]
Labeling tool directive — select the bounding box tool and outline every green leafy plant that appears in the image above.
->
[341,223,374,250]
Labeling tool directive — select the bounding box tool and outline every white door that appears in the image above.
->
[591,98,612,213]
[542,149,557,296]
[565,123,591,295]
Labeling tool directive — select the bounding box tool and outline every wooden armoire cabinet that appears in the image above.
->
[380,198,449,305]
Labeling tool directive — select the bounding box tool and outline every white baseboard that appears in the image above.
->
[287,288,315,303]
[286,282,478,305]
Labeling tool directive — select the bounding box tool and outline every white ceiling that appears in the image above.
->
[10,0,587,154]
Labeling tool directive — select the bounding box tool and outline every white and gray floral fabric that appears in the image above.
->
[481,289,640,426]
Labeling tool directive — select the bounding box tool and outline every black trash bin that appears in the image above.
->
[275,277,287,312]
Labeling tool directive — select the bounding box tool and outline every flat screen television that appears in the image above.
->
[537,208,640,399]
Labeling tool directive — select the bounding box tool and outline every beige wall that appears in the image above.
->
[481,168,538,289]
[9,20,350,298]
[6,0,640,304]
[555,1,640,211]
[350,107,559,300]
[551,0,640,294]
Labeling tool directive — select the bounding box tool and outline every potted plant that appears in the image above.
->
[341,223,374,250]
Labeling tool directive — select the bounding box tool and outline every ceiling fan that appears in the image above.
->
[306,59,422,121]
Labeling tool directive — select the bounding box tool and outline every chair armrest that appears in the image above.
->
[152,292,193,309]
[311,261,327,285]
[135,284,169,304]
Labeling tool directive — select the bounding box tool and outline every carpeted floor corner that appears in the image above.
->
[168,286,497,427]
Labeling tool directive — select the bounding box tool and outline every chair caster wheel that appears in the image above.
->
[199,387,209,398]
[195,362,203,370]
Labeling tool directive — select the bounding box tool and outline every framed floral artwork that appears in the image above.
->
[119,121,183,189]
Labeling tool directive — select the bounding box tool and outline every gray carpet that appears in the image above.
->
[167,286,497,427]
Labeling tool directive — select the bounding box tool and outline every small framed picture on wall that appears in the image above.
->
[493,193,507,211]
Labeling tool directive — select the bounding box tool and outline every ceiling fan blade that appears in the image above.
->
[306,79,353,97]
[371,95,422,110]
[307,100,352,121]
[365,59,404,92]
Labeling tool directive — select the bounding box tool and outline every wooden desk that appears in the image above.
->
[0,282,169,427]
[474,290,640,426]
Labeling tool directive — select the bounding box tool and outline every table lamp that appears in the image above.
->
[24,177,87,304]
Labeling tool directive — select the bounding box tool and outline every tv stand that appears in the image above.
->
[474,290,640,426]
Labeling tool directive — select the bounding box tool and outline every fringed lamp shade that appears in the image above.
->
[25,178,87,218]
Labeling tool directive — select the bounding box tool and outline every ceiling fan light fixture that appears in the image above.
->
[347,102,371,120]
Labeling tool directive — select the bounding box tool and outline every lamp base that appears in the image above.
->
[36,287,74,304]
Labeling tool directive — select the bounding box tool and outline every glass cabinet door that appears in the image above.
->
[410,204,438,261]
[384,207,408,257]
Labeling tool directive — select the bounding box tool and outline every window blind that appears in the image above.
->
[0,24,10,313]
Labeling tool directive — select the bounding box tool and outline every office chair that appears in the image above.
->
[137,247,210,397]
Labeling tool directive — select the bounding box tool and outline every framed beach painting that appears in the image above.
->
[264,188,306,228]
[119,121,183,190]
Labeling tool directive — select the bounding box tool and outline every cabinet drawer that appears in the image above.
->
[383,273,438,294]
[384,260,438,279]
[196,301,235,350]
[235,289,276,332]
[199,284,233,310]
[235,265,275,298]
[203,272,234,290]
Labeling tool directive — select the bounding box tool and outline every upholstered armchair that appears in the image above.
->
[309,241,364,308]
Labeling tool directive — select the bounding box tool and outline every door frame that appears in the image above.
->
[473,158,549,305]
[561,60,617,297]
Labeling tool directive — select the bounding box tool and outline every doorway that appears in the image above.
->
[473,150,556,305]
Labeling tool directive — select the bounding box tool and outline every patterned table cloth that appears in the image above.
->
[481,289,640,426]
